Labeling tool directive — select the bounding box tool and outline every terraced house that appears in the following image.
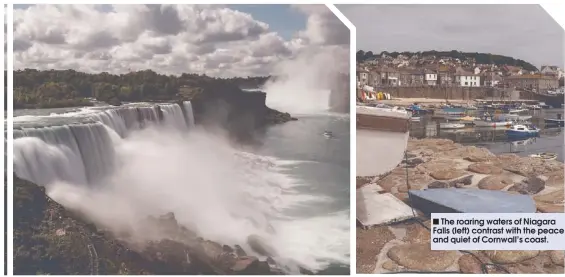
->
[504,74,559,92]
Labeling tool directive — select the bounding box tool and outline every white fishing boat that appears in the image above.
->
[529,152,558,161]
[440,122,465,129]
[410,116,421,122]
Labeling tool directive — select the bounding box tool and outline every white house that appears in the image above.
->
[474,67,481,75]
[541,66,564,79]
[455,72,481,87]
[424,70,438,86]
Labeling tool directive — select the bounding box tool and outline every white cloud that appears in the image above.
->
[14,4,350,78]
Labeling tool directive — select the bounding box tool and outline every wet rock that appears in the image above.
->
[477,175,514,190]
[536,202,564,213]
[230,256,267,274]
[223,245,234,253]
[247,235,277,257]
[534,189,564,204]
[549,251,564,266]
[387,243,458,271]
[234,245,247,257]
[483,250,539,264]
[458,254,483,274]
[468,162,503,174]
[508,177,545,195]
[429,169,467,180]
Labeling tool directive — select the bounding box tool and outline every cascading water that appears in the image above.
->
[13,100,349,274]
[13,102,193,187]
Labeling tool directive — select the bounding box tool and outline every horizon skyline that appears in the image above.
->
[339,4,564,68]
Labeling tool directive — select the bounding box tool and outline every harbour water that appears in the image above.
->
[410,108,565,162]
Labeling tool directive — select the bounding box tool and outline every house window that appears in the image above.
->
[465,82,468,86]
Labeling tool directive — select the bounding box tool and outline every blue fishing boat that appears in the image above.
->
[505,124,540,138]
[408,189,536,215]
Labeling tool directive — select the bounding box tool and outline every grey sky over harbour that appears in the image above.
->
[338,4,564,69]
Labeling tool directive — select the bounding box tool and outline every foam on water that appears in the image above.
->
[13,101,347,273]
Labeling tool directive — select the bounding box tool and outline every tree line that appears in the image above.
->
[356,50,538,72]
[11,69,270,109]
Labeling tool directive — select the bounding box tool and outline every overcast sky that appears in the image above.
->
[338,4,564,68]
[13,4,348,77]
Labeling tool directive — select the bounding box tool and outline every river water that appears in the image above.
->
[12,103,350,274]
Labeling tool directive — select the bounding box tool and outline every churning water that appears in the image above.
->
[13,101,350,274]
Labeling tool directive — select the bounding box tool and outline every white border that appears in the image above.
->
[326,4,356,272]
[6,3,13,275]
[0,4,4,276]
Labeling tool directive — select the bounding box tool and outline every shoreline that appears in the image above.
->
[357,138,564,274]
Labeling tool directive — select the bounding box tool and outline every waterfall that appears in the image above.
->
[183,101,196,128]
[160,104,188,130]
[13,102,196,187]
[14,122,114,186]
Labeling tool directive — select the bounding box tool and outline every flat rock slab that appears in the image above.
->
[357,192,415,227]
[387,243,459,271]
[408,188,537,214]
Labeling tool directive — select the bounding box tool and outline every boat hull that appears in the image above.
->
[356,105,410,177]
[473,120,511,127]
[408,188,536,216]
[544,119,565,127]
[506,130,539,138]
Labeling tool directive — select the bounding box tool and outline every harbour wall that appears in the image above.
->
[372,86,536,100]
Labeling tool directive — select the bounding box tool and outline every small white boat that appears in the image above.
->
[440,122,465,129]
[473,120,512,127]
[323,131,333,138]
[410,116,421,122]
[529,152,557,161]
[526,104,541,110]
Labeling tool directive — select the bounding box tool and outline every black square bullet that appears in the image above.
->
[433,218,439,225]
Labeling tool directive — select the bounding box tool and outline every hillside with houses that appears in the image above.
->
[356,50,564,94]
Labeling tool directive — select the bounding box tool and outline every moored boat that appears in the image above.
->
[473,120,512,128]
[439,122,465,129]
[529,152,557,161]
[505,124,540,138]
[544,118,565,127]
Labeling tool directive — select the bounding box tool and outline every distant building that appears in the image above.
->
[540,65,564,79]
[423,69,438,86]
[357,70,369,87]
[504,74,559,91]
[454,67,480,87]
[482,72,502,87]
